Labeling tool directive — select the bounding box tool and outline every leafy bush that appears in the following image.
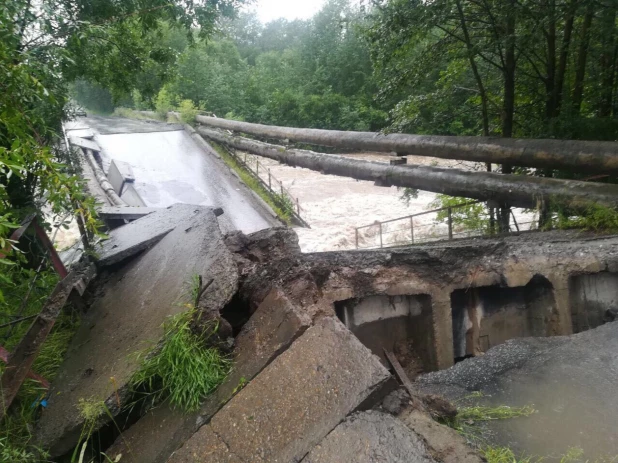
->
[178,99,199,124]
[155,86,176,118]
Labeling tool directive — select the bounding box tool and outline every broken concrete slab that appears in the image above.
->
[303,411,436,463]
[399,409,483,463]
[166,424,243,463]
[98,206,161,221]
[104,288,312,463]
[69,136,101,152]
[96,204,223,267]
[107,159,136,195]
[170,317,394,463]
[34,205,238,457]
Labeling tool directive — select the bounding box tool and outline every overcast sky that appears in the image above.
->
[245,0,327,23]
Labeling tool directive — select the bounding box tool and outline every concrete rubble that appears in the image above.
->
[170,317,394,463]
[303,411,435,463]
[34,204,238,457]
[105,288,313,463]
[31,214,618,461]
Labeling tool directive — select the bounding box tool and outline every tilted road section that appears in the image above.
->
[80,116,276,234]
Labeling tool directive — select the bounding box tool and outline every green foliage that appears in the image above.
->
[178,100,200,124]
[429,195,491,232]
[131,308,231,412]
[0,437,44,463]
[400,188,420,206]
[549,202,618,232]
[0,267,80,458]
[155,86,177,118]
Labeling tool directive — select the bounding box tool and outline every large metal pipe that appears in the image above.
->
[196,115,618,174]
[197,126,618,211]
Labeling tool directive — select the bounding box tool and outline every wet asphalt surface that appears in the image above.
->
[77,116,276,234]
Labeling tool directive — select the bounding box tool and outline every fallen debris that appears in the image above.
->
[34,204,238,457]
[170,317,395,463]
[303,410,436,463]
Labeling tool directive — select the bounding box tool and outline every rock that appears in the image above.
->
[105,288,311,463]
[421,394,457,420]
[170,317,395,463]
[381,389,411,416]
[34,205,238,457]
[303,410,436,463]
[399,409,483,463]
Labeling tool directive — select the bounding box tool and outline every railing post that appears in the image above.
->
[447,207,453,240]
[281,184,284,197]
[244,152,247,164]
[355,228,359,249]
[410,217,415,244]
[296,198,300,215]
[256,160,259,176]
[268,169,272,189]
[379,223,383,248]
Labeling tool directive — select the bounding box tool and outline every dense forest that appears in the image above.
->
[76,0,618,142]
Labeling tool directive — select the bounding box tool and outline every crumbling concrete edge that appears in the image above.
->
[183,123,283,225]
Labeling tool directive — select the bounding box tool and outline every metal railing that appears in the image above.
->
[354,202,539,250]
[225,147,311,228]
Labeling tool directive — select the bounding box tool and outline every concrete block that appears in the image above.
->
[175,317,393,463]
[106,288,312,463]
[120,183,147,207]
[303,411,436,463]
[34,204,238,457]
[69,135,100,152]
[168,425,243,463]
[97,204,219,267]
[107,159,136,195]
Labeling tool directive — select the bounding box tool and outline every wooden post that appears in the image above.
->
[448,207,453,240]
[256,160,259,176]
[244,152,247,164]
[268,169,272,189]
[296,198,300,215]
[355,228,359,249]
[410,217,415,244]
[379,223,384,248]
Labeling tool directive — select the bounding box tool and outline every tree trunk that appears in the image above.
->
[545,0,557,122]
[195,115,618,174]
[456,0,490,136]
[599,5,617,117]
[197,127,618,212]
[553,0,577,117]
[500,0,517,231]
[572,4,594,114]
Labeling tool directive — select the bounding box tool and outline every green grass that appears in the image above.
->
[130,308,231,412]
[0,266,81,460]
[111,107,166,121]
[443,397,618,463]
[210,142,295,225]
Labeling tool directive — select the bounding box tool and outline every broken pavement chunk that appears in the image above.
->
[171,317,394,463]
[303,410,436,463]
[34,205,238,457]
[97,204,222,267]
